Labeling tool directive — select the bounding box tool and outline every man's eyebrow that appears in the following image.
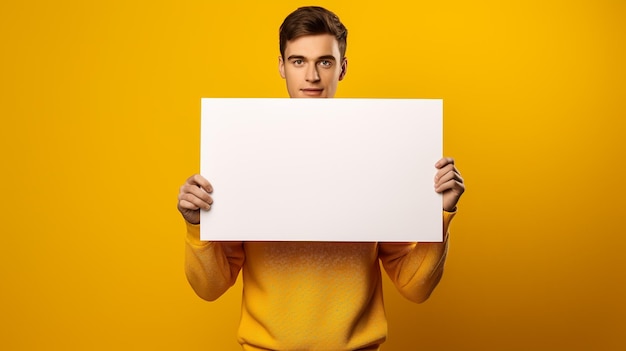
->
[317,55,337,61]
[286,55,338,61]
[287,55,306,61]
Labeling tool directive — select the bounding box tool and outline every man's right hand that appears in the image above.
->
[177,174,213,225]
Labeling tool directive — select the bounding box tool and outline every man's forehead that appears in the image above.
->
[284,34,340,57]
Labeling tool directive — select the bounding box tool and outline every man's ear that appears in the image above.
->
[339,57,348,81]
[278,56,286,79]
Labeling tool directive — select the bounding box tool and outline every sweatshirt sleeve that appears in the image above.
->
[184,222,245,301]
[378,211,456,303]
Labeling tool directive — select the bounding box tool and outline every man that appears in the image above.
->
[178,6,465,351]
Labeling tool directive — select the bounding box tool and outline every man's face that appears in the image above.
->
[279,34,347,98]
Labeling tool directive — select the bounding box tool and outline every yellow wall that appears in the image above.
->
[1,0,624,350]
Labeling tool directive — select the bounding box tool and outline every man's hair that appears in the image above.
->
[279,6,348,59]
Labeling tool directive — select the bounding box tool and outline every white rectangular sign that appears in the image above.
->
[200,98,442,242]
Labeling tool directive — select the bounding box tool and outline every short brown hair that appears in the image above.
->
[279,6,348,59]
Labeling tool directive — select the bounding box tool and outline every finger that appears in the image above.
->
[187,174,213,193]
[178,199,201,211]
[180,183,214,205]
[179,192,212,210]
[434,164,453,180]
[435,178,465,194]
[435,157,455,169]
[179,187,213,209]
[434,164,459,181]
[435,167,463,187]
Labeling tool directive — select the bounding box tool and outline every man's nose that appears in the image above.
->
[305,64,320,82]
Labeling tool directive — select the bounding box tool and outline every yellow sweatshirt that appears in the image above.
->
[185,211,455,350]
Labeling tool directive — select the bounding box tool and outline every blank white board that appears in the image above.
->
[200,98,442,242]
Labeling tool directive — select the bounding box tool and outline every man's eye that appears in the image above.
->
[293,59,304,66]
[319,60,333,67]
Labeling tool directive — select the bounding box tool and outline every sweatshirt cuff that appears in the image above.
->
[442,210,457,240]
[185,221,209,246]
[443,209,457,223]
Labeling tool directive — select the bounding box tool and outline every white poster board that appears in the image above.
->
[200,98,442,242]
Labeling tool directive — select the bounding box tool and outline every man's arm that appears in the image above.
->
[379,211,454,303]
[379,157,465,303]
[184,223,244,301]
[179,174,244,301]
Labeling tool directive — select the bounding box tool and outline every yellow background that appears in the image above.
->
[1,0,624,350]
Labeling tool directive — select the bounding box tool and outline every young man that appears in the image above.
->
[178,6,465,351]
